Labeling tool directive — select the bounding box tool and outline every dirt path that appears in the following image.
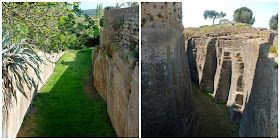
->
[17,49,116,138]
[192,84,239,137]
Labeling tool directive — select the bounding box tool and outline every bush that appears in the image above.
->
[269,45,277,53]
[199,25,211,28]
[219,19,230,24]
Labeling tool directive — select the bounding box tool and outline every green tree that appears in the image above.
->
[99,4,103,18]
[203,10,226,25]
[269,13,278,30]
[96,4,99,18]
[233,7,255,25]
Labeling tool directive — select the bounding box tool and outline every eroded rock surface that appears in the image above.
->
[92,45,139,138]
[142,27,194,137]
[185,26,278,137]
[141,2,195,137]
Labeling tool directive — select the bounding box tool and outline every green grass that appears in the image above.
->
[17,49,116,138]
[192,84,239,137]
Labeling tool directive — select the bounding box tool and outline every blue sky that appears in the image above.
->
[182,1,278,28]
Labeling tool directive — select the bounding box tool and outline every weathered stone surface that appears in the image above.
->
[213,53,232,103]
[185,28,278,137]
[2,51,64,138]
[141,27,194,137]
[93,46,139,138]
[239,33,278,137]
[102,6,139,50]
[141,2,184,32]
[199,38,217,92]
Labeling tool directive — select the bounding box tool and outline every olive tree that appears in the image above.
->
[233,7,255,25]
[203,10,226,25]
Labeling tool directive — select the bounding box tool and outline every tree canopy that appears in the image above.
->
[203,10,226,25]
[2,2,99,52]
[269,13,278,30]
[233,7,255,25]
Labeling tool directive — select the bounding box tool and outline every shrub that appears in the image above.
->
[199,25,211,28]
[269,45,277,53]
[141,17,146,27]
[2,31,44,107]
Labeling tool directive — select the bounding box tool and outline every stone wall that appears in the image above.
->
[239,33,278,137]
[92,44,139,137]
[93,6,139,138]
[141,2,184,32]
[102,6,139,50]
[2,51,63,138]
[141,2,195,137]
[186,30,278,137]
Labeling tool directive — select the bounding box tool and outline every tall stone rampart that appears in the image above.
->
[141,2,195,137]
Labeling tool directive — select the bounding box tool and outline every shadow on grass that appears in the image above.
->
[17,49,116,138]
[192,83,239,137]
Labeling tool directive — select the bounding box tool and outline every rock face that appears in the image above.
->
[185,27,278,137]
[239,33,278,137]
[2,51,64,138]
[93,45,139,138]
[92,6,139,138]
[141,2,195,137]
[142,27,194,137]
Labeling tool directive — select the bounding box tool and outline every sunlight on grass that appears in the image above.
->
[17,49,116,138]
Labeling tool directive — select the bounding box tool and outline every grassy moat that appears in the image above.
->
[192,83,239,137]
[17,49,116,138]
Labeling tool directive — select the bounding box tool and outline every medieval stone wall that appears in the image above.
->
[102,6,139,50]
[92,6,139,138]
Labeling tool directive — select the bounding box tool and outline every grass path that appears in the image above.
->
[17,49,116,138]
[192,84,239,137]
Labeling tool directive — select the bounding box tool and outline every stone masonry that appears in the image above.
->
[102,6,139,51]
